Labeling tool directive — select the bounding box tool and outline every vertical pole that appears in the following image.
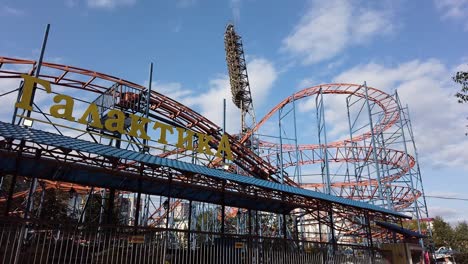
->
[292,95,304,239]
[248,209,252,236]
[165,175,172,232]
[142,194,150,226]
[395,92,425,252]
[188,200,192,251]
[317,209,322,242]
[278,108,285,184]
[23,24,50,220]
[282,214,287,240]
[24,24,51,119]
[134,166,144,230]
[106,189,115,225]
[5,174,18,215]
[143,62,153,148]
[5,145,21,216]
[292,95,301,183]
[99,189,106,226]
[133,62,152,231]
[316,88,335,247]
[278,108,285,238]
[316,88,331,195]
[255,210,260,238]
[11,81,23,125]
[363,82,386,206]
[241,97,247,138]
[378,132,394,210]
[406,105,434,261]
[165,198,171,229]
[77,187,94,224]
[223,98,226,163]
[328,205,336,254]
[406,105,431,220]
[365,213,375,264]
[221,181,226,235]
[347,94,366,199]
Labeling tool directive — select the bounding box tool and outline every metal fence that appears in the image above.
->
[0,218,385,264]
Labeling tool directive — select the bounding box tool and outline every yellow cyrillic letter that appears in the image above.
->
[127,114,151,140]
[77,103,103,129]
[175,127,194,151]
[215,134,234,161]
[104,109,126,134]
[50,94,76,121]
[16,74,52,111]
[196,133,214,156]
[153,122,174,144]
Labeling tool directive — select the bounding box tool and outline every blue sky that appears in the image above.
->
[1,0,467,222]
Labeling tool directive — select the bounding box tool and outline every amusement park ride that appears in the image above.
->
[0,24,430,263]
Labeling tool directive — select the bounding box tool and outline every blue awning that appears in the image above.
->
[376,221,426,238]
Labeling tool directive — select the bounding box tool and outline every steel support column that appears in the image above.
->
[395,91,424,253]
[363,82,387,207]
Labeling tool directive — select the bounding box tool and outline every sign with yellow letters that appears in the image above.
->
[16,74,233,161]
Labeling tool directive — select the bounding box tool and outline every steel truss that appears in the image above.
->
[248,83,429,247]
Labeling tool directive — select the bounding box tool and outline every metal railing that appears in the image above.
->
[0,218,385,264]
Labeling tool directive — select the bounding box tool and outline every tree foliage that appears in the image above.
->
[454,70,468,103]
[432,216,455,248]
[37,188,74,223]
[431,216,468,263]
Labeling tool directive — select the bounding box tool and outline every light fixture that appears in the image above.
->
[23,119,33,127]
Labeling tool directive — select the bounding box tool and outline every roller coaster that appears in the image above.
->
[0,55,427,228]
[0,25,429,263]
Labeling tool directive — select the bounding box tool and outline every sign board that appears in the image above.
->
[128,235,145,244]
[15,74,234,161]
[234,242,245,249]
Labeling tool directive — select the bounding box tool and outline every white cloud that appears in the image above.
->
[0,78,60,124]
[151,82,193,102]
[185,77,241,132]
[87,0,136,9]
[0,79,22,121]
[190,58,277,133]
[176,0,196,8]
[298,78,316,89]
[429,206,459,218]
[435,0,468,29]
[65,0,79,8]
[333,59,468,170]
[150,58,277,134]
[282,0,393,64]
[230,0,241,22]
[429,206,468,224]
[1,6,25,16]
[247,58,277,105]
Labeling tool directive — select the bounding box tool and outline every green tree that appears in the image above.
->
[454,221,468,264]
[432,216,455,248]
[403,219,428,234]
[455,221,468,253]
[37,188,72,222]
[454,69,468,103]
[431,217,468,264]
